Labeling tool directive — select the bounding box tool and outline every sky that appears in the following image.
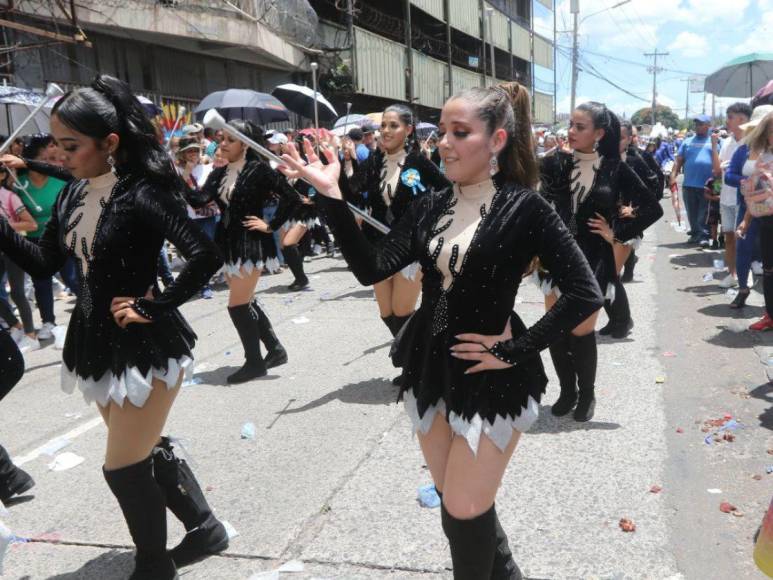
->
[532,0,773,121]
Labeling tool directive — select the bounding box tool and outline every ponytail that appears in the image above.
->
[497,82,538,188]
[452,82,538,188]
[52,74,181,191]
[576,101,621,160]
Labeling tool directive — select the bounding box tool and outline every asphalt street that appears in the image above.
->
[1,198,771,579]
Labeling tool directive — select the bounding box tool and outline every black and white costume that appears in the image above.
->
[0,171,222,408]
[320,176,603,453]
[186,158,300,277]
[342,149,450,281]
[538,150,663,301]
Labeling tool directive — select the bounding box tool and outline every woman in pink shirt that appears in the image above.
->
[0,165,39,351]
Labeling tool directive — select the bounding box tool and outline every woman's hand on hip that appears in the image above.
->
[111,296,151,328]
[242,215,271,233]
[278,138,343,200]
[451,319,514,374]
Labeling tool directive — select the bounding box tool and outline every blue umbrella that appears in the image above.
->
[194,89,290,125]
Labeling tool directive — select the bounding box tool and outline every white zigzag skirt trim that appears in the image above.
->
[403,389,539,455]
[223,258,281,277]
[61,356,193,409]
[532,271,616,303]
[399,261,421,281]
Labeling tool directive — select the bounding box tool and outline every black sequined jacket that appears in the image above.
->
[319,180,603,423]
[185,159,301,266]
[0,174,222,381]
[539,151,663,290]
[341,149,450,239]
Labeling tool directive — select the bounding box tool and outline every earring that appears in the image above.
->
[107,154,116,173]
[593,139,600,152]
[489,154,499,176]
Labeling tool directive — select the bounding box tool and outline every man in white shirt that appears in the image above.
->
[718,102,753,288]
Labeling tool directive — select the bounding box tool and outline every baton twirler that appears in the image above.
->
[202,108,391,235]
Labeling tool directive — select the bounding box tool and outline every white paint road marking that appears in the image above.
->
[14,416,103,466]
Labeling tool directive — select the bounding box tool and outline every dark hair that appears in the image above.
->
[453,82,538,188]
[51,75,180,189]
[347,127,364,141]
[23,133,53,160]
[383,103,419,154]
[227,119,264,162]
[726,102,753,119]
[576,101,621,159]
[620,120,633,134]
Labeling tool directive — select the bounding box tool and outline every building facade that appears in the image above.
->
[310,0,556,124]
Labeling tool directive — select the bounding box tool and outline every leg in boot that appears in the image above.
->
[570,333,597,422]
[251,301,287,369]
[491,509,523,580]
[621,250,637,283]
[598,300,615,335]
[609,281,633,339]
[548,335,577,416]
[153,438,228,567]
[441,502,498,579]
[227,304,267,383]
[103,456,178,580]
[381,314,397,337]
[283,245,309,291]
[389,314,412,386]
[0,445,34,504]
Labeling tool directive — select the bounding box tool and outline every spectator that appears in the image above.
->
[182,122,205,144]
[670,114,716,246]
[0,165,39,352]
[724,105,773,310]
[11,135,68,339]
[717,102,753,287]
[346,127,371,163]
[176,137,218,298]
[362,125,376,151]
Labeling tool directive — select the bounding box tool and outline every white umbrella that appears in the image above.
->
[271,83,337,122]
[0,86,54,136]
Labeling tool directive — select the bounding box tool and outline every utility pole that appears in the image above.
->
[479,0,487,87]
[644,49,669,126]
[404,0,414,107]
[680,77,690,121]
[570,0,579,113]
[553,1,557,124]
[485,6,495,86]
[444,0,452,99]
[346,0,357,92]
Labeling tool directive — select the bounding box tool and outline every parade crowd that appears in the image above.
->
[0,73,772,580]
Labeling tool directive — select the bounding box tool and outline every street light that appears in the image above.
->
[569,0,632,113]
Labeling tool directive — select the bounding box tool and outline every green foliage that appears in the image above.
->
[631,105,681,129]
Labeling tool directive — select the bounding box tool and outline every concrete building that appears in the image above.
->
[2,0,317,107]
[310,0,556,124]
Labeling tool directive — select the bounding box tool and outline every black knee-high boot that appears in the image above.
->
[153,438,228,568]
[549,334,577,416]
[441,503,498,580]
[0,445,34,504]
[389,314,412,386]
[491,510,523,580]
[382,315,397,336]
[570,333,597,422]
[250,301,287,370]
[609,280,633,339]
[282,245,309,291]
[227,304,267,383]
[103,457,178,580]
[621,250,638,283]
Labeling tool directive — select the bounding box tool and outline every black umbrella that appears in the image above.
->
[193,89,289,125]
[271,84,337,122]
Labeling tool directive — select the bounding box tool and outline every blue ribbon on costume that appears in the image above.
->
[401,168,426,196]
